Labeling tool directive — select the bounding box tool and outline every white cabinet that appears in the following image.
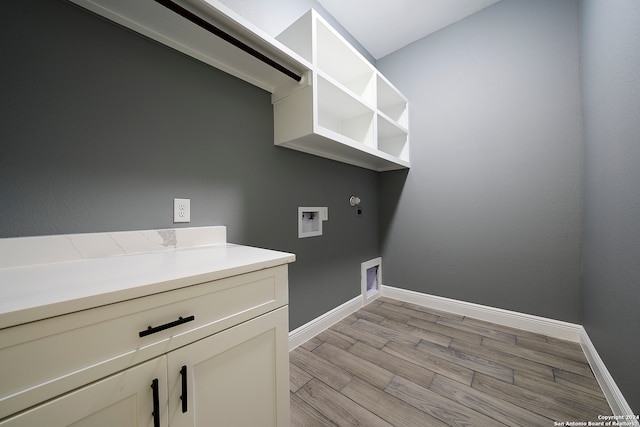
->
[0,266,290,427]
[274,9,409,172]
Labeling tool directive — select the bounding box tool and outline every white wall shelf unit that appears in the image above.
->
[68,0,312,102]
[274,9,410,172]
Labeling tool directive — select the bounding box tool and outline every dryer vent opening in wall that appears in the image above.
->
[361,257,382,303]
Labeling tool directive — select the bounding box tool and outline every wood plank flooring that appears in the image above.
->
[290,297,612,426]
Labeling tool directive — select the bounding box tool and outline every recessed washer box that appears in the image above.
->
[298,207,328,238]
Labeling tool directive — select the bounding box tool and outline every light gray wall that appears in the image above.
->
[0,0,379,330]
[377,0,584,322]
[580,0,640,412]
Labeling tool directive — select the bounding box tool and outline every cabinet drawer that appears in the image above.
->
[0,265,287,419]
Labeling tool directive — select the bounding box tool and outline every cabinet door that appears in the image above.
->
[0,356,168,427]
[167,307,290,427]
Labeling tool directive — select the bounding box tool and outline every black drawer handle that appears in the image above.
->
[139,315,195,337]
[180,365,188,413]
[151,378,160,427]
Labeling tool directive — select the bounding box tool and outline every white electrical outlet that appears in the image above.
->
[174,198,191,223]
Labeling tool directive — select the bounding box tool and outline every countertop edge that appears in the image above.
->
[0,247,295,330]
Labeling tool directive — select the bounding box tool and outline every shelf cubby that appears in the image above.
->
[317,76,375,146]
[316,20,375,105]
[377,75,409,129]
[274,9,410,172]
[377,114,409,161]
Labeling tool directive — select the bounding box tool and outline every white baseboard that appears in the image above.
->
[381,285,582,341]
[580,329,639,424]
[288,295,364,351]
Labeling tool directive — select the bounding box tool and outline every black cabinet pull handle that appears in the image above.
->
[151,378,160,427]
[139,315,195,337]
[180,365,188,413]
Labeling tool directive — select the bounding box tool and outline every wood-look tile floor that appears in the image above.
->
[290,297,612,426]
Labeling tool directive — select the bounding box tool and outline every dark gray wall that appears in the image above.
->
[377,0,584,323]
[580,0,640,412]
[0,0,379,330]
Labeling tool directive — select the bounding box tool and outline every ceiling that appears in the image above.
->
[317,0,501,59]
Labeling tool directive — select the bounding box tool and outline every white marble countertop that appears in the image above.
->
[0,227,295,329]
